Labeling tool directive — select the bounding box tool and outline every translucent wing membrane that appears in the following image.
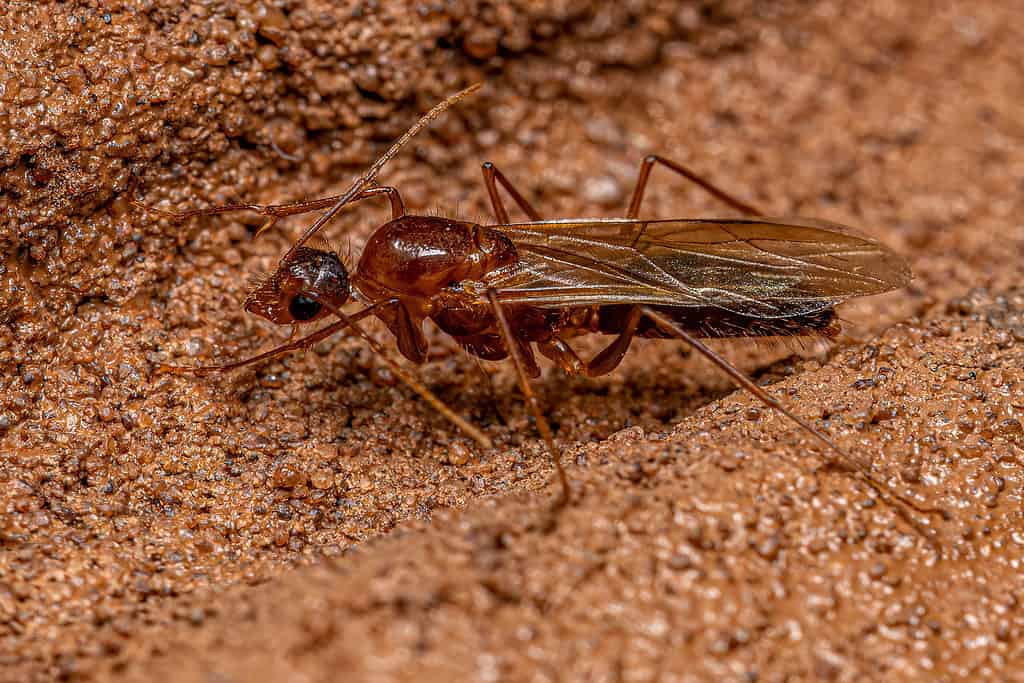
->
[489,217,911,318]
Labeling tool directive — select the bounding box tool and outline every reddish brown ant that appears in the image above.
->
[139,85,946,541]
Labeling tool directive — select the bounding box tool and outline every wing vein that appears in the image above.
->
[487,218,909,317]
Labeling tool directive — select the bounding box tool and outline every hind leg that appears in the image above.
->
[480,153,763,225]
[626,155,764,218]
[480,162,543,223]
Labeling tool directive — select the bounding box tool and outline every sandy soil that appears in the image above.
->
[1,1,1022,681]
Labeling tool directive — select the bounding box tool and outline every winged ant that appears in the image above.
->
[137,85,946,542]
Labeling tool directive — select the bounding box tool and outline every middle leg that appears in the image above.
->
[538,307,643,378]
[486,289,569,506]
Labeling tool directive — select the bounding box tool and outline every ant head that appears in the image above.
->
[245,247,350,325]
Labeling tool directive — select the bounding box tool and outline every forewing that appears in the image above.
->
[487,218,911,318]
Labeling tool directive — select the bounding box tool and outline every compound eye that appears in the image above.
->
[288,294,322,322]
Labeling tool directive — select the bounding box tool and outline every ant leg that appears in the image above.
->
[369,298,430,365]
[537,340,586,376]
[309,295,493,450]
[284,84,483,256]
[134,186,405,238]
[538,307,643,378]
[481,162,543,223]
[626,155,764,218]
[483,155,756,223]
[157,305,382,375]
[470,355,508,426]
[639,306,947,549]
[486,289,570,506]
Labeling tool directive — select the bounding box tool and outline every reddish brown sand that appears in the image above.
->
[2,1,1023,681]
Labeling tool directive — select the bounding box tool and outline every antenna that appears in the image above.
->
[280,83,484,259]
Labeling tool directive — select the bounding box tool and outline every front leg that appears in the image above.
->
[371,298,429,365]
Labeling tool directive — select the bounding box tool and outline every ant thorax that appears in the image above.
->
[351,215,516,303]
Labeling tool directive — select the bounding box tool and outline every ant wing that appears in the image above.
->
[487,217,911,318]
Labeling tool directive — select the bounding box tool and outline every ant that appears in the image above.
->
[138,85,947,542]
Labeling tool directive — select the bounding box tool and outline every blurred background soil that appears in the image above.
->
[1,0,1023,681]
